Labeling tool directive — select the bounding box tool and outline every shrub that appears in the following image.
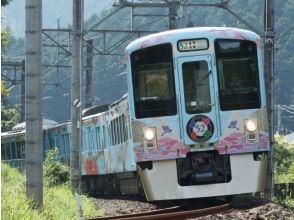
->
[43,147,70,187]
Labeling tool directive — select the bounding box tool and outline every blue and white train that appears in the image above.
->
[1,27,269,201]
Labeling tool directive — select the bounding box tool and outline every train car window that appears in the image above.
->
[182,61,211,114]
[110,122,114,146]
[121,115,127,143]
[113,119,117,145]
[117,117,121,144]
[103,125,107,148]
[11,142,16,159]
[124,115,128,142]
[1,144,6,160]
[87,127,93,152]
[64,134,70,157]
[16,142,22,159]
[215,39,261,111]
[119,115,124,143]
[115,117,119,145]
[131,43,177,118]
[121,116,124,143]
[95,127,100,149]
[21,142,25,158]
[5,144,11,159]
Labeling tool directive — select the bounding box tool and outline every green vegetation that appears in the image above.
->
[274,134,294,208]
[1,149,105,219]
[1,29,10,53]
[43,147,70,187]
[1,80,21,132]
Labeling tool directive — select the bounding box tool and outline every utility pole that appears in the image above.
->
[25,0,43,209]
[21,60,25,122]
[264,0,275,200]
[169,1,178,29]
[71,0,83,192]
[85,39,93,108]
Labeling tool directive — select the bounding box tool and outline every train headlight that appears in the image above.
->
[142,127,157,151]
[245,120,257,132]
[143,128,155,141]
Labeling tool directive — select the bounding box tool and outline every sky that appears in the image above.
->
[1,0,114,38]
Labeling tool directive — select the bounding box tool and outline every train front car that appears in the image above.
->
[125,27,269,201]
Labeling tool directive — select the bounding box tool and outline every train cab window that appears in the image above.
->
[131,43,177,118]
[182,61,211,114]
[215,39,261,111]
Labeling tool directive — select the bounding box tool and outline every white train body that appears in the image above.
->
[125,27,269,200]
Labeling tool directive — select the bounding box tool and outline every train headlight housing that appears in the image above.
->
[142,127,157,151]
[244,119,259,143]
[143,128,155,141]
[245,120,257,132]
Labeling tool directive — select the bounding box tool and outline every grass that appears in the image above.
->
[1,163,104,220]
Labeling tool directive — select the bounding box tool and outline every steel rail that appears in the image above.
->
[87,202,232,220]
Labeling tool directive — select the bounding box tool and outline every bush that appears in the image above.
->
[43,147,70,187]
[274,134,294,208]
[274,134,294,183]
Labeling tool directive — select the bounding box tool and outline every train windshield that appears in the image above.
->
[215,39,261,111]
[131,43,177,118]
[182,61,211,114]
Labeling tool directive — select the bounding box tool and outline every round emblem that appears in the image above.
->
[187,115,214,142]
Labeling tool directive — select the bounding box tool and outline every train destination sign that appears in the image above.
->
[177,38,208,52]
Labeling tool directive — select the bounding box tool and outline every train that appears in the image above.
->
[1,27,269,201]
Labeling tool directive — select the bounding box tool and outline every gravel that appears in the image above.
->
[93,194,294,219]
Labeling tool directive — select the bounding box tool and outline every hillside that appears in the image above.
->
[2,0,294,132]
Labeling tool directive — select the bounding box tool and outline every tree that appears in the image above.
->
[1,0,11,6]
[1,81,21,132]
[1,81,9,97]
[1,30,10,53]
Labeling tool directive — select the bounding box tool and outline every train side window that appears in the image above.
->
[87,127,93,152]
[64,134,70,157]
[103,125,107,148]
[120,115,126,143]
[118,116,123,144]
[109,122,113,146]
[5,144,9,159]
[124,115,129,142]
[117,117,121,144]
[11,142,16,159]
[114,118,118,145]
[83,129,87,152]
[95,127,100,149]
[2,144,6,160]
[16,142,22,159]
[21,142,25,158]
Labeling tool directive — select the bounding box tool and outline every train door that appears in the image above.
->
[177,55,219,145]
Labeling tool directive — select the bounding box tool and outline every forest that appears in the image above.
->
[1,0,294,132]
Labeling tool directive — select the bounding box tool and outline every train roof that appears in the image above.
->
[11,119,59,132]
[125,27,260,53]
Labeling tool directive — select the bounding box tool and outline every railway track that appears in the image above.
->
[87,202,233,220]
